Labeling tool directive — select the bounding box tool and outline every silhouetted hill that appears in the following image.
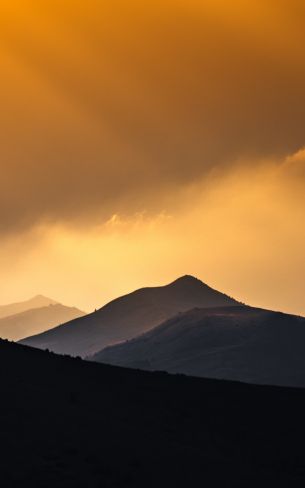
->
[1,339,305,486]
[91,305,305,387]
[20,276,239,357]
[0,294,57,319]
[0,304,85,342]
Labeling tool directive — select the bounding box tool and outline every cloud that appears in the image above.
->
[1,0,305,236]
[1,147,305,316]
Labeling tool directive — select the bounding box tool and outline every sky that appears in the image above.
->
[1,0,305,314]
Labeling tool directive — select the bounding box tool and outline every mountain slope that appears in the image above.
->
[1,339,305,486]
[20,275,239,357]
[91,305,305,387]
[0,294,57,319]
[0,304,85,342]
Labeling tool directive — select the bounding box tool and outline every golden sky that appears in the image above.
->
[1,1,305,314]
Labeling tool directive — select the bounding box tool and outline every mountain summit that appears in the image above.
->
[20,276,240,357]
[170,275,205,285]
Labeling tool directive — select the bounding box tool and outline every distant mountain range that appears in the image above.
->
[1,337,305,487]
[0,303,85,342]
[20,276,239,357]
[17,275,305,388]
[0,294,57,319]
[91,305,305,387]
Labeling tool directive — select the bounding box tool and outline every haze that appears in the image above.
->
[1,1,305,314]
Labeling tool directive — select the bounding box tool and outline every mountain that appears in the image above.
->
[90,305,305,388]
[1,339,305,486]
[0,304,85,342]
[0,294,57,319]
[20,276,239,357]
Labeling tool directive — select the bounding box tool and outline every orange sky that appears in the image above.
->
[1,1,305,314]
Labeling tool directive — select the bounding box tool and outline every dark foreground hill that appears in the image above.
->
[0,304,85,341]
[20,276,239,357]
[2,340,305,486]
[0,294,57,319]
[91,305,305,387]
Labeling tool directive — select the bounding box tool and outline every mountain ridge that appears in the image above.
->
[20,276,240,357]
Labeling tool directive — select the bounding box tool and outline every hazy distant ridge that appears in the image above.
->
[0,302,85,342]
[0,295,57,320]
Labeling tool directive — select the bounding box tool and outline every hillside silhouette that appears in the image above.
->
[91,305,305,387]
[1,338,305,486]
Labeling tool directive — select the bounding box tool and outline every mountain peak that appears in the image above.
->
[170,275,205,287]
[32,294,56,301]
